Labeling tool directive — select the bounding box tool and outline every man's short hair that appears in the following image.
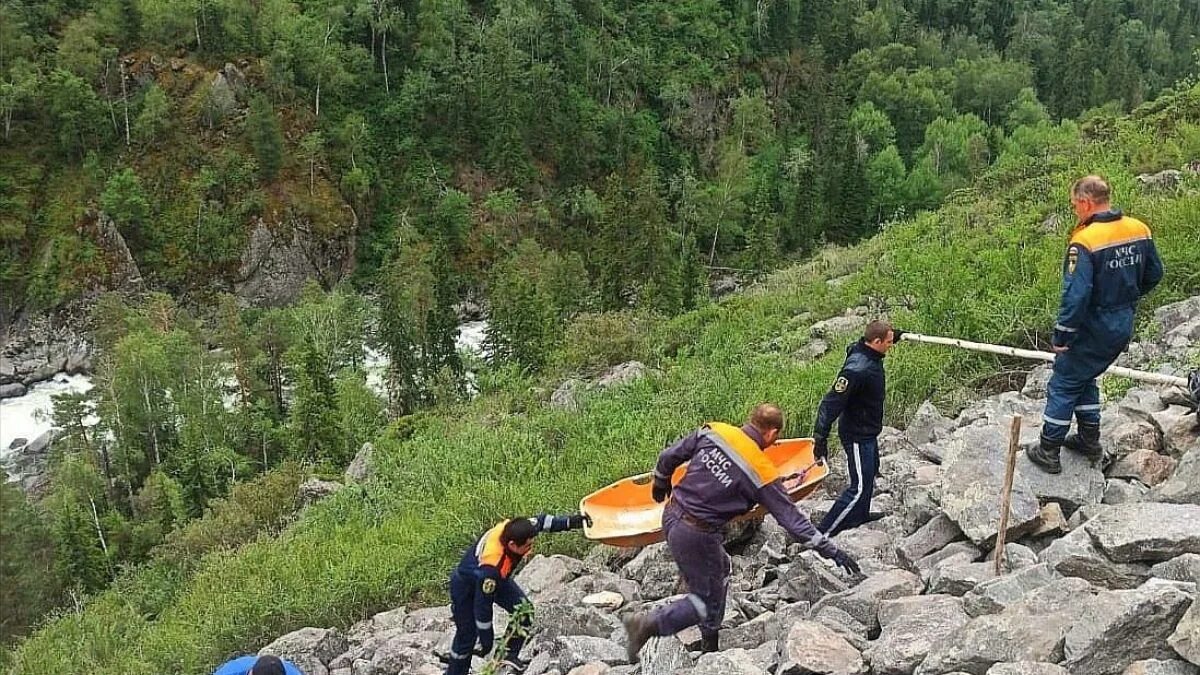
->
[749,403,784,431]
[1072,175,1111,203]
[249,655,287,675]
[501,518,538,546]
[864,320,893,343]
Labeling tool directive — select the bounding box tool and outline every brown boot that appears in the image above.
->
[623,612,659,663]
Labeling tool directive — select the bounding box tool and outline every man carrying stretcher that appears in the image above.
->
[621,403,860,662]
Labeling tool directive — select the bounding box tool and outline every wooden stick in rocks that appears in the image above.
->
[994,415,1021,576]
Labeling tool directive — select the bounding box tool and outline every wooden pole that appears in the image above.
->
[899,332,1189,388]
[994,415,1022,576]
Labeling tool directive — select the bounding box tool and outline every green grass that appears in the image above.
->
[8,87,1200,674]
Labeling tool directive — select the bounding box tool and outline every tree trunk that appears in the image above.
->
[142,377,160,465]
[195,15,202,52]
[104,59,119,134]
[382,29,390,94]
[89,497,109,557]
[120,60,131,147]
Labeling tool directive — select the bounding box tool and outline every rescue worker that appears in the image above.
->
[1028,175,1164,473]
[622,403,860,662]
[813,320,897,537]
[214,655,302,675]
[443,512,590,674]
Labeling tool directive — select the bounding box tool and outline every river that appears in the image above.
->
[0,320,489,460]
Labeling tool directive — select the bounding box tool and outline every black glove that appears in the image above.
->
[892,328,906,342]
[651,482,671,503]
[567,513,591,530]
[827,548,861,575]
[813,436,829,462]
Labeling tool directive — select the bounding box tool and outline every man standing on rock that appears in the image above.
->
[1028,175,1164,474]
[443,512,589,675]
[813,320,897,537]
[622,403,860,662]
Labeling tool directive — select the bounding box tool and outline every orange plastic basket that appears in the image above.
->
[580,438,829,547]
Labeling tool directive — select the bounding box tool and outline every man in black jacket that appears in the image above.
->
[813,320,897,536]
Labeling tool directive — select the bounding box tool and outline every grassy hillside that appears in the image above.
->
[7,83,1200,674]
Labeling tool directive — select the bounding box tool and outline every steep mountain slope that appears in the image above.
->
[7,82,1200,674]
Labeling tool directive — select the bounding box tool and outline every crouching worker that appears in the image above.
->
[622,403,860,662]
[443,512,590,674]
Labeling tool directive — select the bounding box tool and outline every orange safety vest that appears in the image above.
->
[474,519,524,578]
[1069,215,1152,253]
[701,422,779,488]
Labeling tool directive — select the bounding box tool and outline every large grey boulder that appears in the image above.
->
[1106,479,1151,505]
[594,362,648,390]
[517,555,581,599]
[1151,407,1200,459]
[723,612,775,650]
[691,649,771,675]
[928,561,995,596]
[985,664,1067,675]
[260,627,349,675]
[898,513,965,565]
[778,553,853,604]
[1170,599,1200,666]
[810,312,867,340]
[1109,449,1178,487]
[1085,503,1200,563]
[1061,583,1193,674]
[916,577,1099,675]
[620,544,679,599]
[866,595,969,675]
[1151,554,1200,584]
[553,636,627,671]
[811,606,870,652]
[1124,660,1200,675]
[1015,441,1107,512]
[345,442,374,483]
[831,527,903,574]
[534,585,619,639]
[1040,524,1150,589]
[638,636,695,675]
[916,542,982,582]
[1138,169,1183,192]
[778,620,866,675]
[0,382,26,398]
[963,563,1060,617]
[908,401,956,446]
[938,427,1041,545]
[811,569,924,633]
[1151,450,1200,505]
[298,478,342,505]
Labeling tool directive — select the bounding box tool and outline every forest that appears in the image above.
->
[1,0,1199,669]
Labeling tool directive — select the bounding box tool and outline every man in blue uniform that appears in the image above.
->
[622,404,860,662]
[214,654,302,675]
[814,320,897,537]
[1028,176,1164,473]
[443,512,589,674]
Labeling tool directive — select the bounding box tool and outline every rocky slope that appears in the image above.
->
[225,297,1199,675]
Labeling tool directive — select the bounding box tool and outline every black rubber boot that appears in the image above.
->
[1028,437,1063,474]
[499,656,529,673]
[623,612,659,663]
[1063,421,1103,461]
[701,632,719,653]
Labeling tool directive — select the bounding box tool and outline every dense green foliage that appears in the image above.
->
[7,77,1200,672]
[2,0,1198,317]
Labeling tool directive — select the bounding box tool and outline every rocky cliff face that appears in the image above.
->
[241,296,1200,675]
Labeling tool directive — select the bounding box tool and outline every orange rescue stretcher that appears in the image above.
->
[580,438,829,547]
